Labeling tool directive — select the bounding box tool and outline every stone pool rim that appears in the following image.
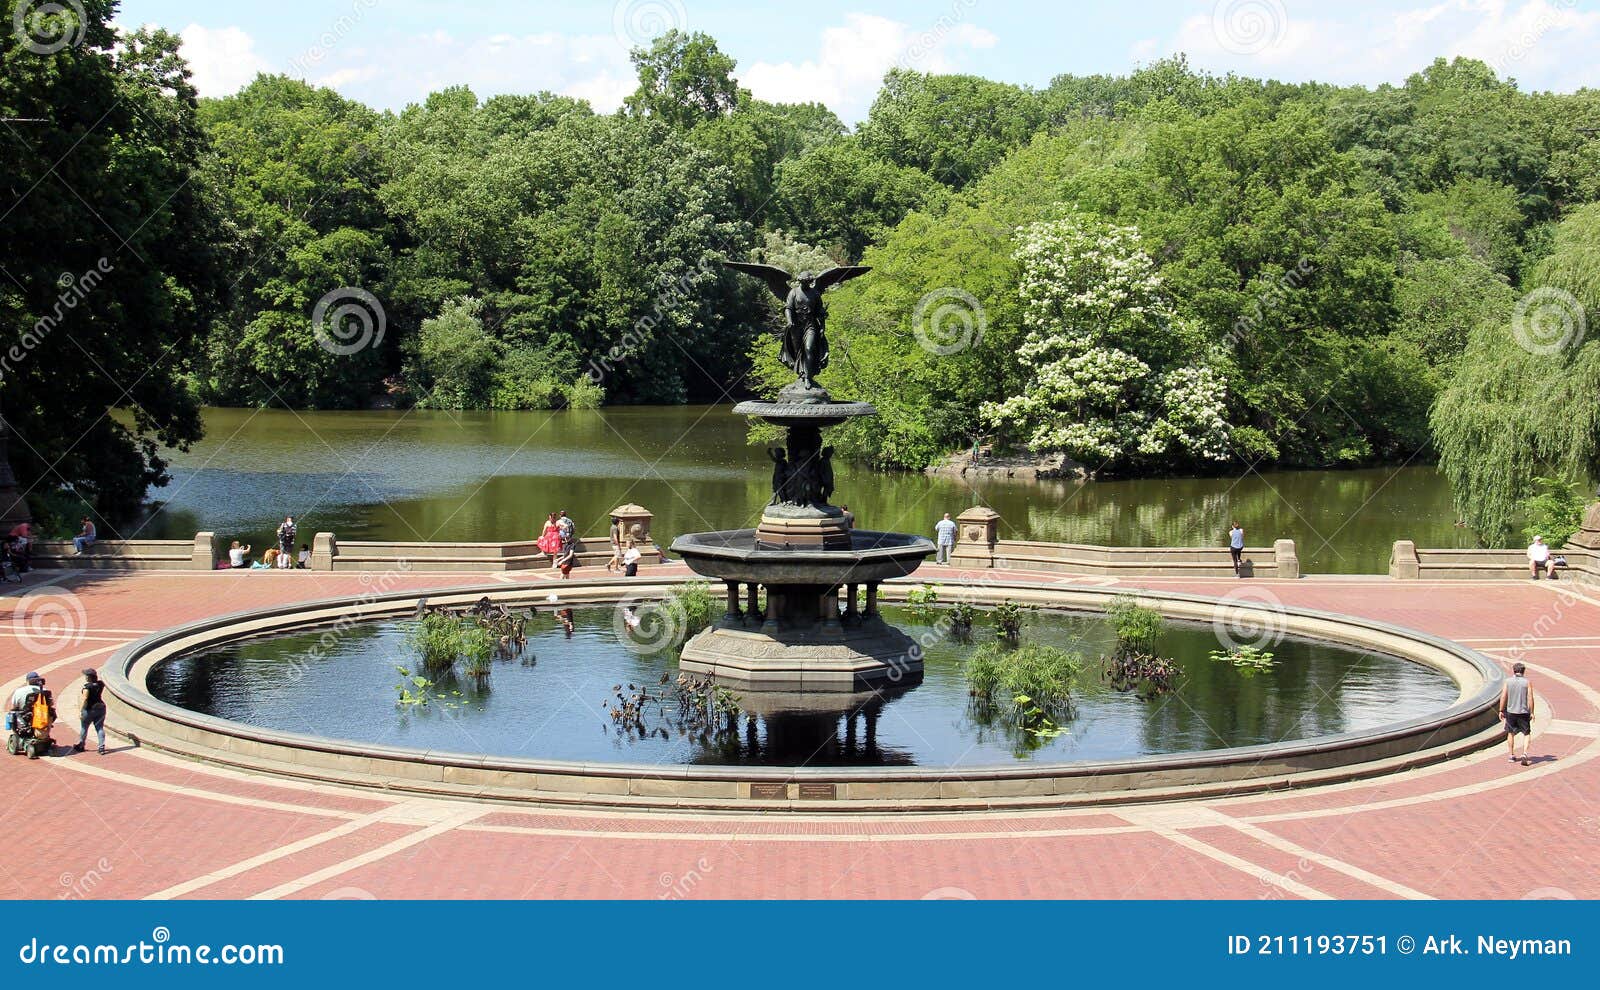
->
[102,577,1506,810]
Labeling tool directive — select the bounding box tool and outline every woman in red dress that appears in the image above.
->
[536,512,562,568]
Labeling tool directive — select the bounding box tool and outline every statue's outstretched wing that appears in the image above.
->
[813,266,872,291]
[722,260,793,302]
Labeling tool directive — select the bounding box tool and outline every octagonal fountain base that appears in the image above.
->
[678,616,921,691]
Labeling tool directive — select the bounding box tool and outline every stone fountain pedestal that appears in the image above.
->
[669,387,935,692]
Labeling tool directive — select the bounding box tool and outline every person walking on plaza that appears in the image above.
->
[934,512,957,565]
[1500,661,1536,765]
[1228,521,1245,577]
[1528,535,1554,579]
[537,512,562,568]
[72,668,107,755]
[606,516,623,573]
[71,516,96,555]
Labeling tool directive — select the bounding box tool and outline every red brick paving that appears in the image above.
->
[4,566,1599,899]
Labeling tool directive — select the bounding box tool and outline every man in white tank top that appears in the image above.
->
[1500,662,1535,765]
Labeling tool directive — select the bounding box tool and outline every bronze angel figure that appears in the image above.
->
[723,261,871,389]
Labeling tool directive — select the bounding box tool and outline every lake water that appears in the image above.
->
[128,406,1472,574]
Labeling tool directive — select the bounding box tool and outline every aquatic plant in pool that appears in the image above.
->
[147,604,1462,769]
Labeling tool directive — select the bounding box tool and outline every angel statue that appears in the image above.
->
[723,261,871,390]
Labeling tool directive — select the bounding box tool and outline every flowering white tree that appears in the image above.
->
[981,216,1233,466]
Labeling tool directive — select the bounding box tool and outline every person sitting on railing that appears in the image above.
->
[297,543,310,569]
[1528,536,1556,580]
[70,517,96,555]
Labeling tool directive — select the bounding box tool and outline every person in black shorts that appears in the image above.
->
[1499,662,1535,765]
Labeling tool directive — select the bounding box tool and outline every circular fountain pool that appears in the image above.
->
[148,605,1457,767]
[104,581,1504,809]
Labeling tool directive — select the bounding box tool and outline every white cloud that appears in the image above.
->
[1156,0,1600,91]
[178,24,271,97]
[743,12,1001,122]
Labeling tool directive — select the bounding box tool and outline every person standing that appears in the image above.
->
[537,512,562,568]
[72,668,107,755]
[1500,662,1536,765]
[71,517,96,555]
[622,539,642,577]
[277,516,297,559]
[606,516,623,573]
[555,539,576,579]
[1528,536,1553,579]
[934,512,957,565]
[8,521,32,573]
[1228,521,1245,577]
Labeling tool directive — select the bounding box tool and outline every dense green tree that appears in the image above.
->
[622,30,740,130]
[858,69,1046,187]
[1,1,227,519]
[771,139,945,261]
[1433,203,1600,543]
[196,75,391,407]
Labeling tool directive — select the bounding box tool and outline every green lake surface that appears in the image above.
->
[130,406,1472,574]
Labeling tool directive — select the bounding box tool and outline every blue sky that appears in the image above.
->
[116,0,1600,121]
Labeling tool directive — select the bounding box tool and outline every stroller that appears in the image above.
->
[6,678,55,760]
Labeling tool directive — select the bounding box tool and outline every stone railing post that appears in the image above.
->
[1273,539,1299,579]
[610,503,653,545]
[311,532,338,571]
[190,531,216,570]
[1390,540,1420,579]
[951,506,1000,569]
[1565,501,1600,550]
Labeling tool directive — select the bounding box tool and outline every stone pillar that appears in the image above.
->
[864,581,880,619]
[746,583,761,625]
[1273,539,1299,579]
[723,580,742,623]
[610,503,653,545]
[821,588,843,638]
[950,506,1001,569]
[1389,540,1420,580]
[190,531,216,570]
[311,532,338,571]
[844,582,859,624]
[1564,502,1600,550]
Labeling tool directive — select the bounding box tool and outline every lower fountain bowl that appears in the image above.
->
[678,617,923,692]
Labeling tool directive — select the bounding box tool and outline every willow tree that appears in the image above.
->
[1432,203,1600,544]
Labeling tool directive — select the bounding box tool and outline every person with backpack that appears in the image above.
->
[277,516,297,559]
[73,668,107,755]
